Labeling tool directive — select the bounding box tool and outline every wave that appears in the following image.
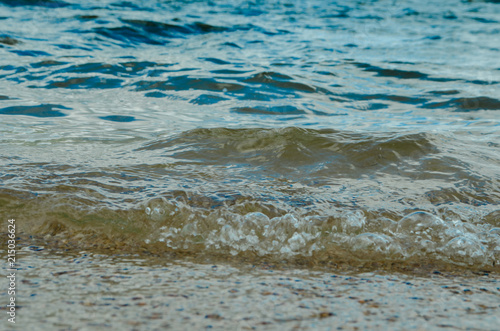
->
[1,0,500,274]
[423,97,500,111]
[1,128,499,270]
[2,190,499,271]
[87,20,255,47]
[3,55,498,115]
[0,103,69,117]
[0,0,68,8]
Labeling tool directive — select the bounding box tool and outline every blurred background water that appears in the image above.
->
[1,0,499,269]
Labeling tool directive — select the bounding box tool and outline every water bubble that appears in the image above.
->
[365,217,397,233]
[341,210,366,233]
[242,212,270,230]
[396,211,447,241]
[350,233,401,258]
[441,235,487,266]
[264,214,300,240]
[220,224,239,243]
[288,232,307,252]
[149,207,166,221]
[181,223,196,236]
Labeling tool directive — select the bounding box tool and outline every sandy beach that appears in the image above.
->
[2,245,499,331]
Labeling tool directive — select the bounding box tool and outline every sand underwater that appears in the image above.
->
[0,235,498,330]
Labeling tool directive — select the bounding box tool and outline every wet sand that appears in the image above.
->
[1,246,499,331]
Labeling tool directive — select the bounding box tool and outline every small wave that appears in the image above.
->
[122,19,193,38]
[93,26,166,46]
[202,57,231,65]
[99,115,136,122]
[45,76,123,89]
[353,62,457,82]
[89,20,252,47]
[53,61,164,77]
[362,66,428,80]
[339,92,428,107]
[132,127,483,190]
[423,96,500,111]
[30,60,69,69]
[2,191,499,270]
[190,94,228,105]
[231,105,306,115]
[75,14,98,21]
[0,103,69,117]
[0,36,20,45]
[0,0,69,8]
[133,76,245,92]
[10,50,52,57]
[244,72,316,93]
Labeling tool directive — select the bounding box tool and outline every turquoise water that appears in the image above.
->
[1,0,499,269]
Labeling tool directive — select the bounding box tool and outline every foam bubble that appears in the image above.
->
[341,210,366,233]
[350,233,402,259]
[396,211,450,254]
[397,211,446,237]
[142,199,499,267]
[441,235,487,266]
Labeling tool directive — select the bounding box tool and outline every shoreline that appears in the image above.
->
[1,244,499,330]
[5,232,499,277]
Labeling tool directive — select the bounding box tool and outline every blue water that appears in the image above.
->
[1,0,499,269]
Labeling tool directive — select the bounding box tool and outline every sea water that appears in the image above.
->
[1,0,500,270]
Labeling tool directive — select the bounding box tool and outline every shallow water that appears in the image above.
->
[1,0,500,270]
[2,247,499,330]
